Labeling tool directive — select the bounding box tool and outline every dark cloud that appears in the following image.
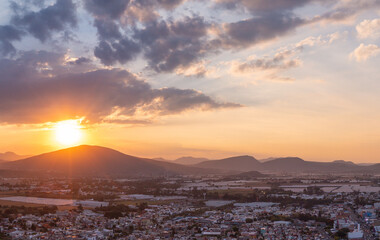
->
[84,0,130,20]
[0,25,24,56]
[0,51,239,124]
[94,38,141,66]
[94,19,122,40]
[221,13,304,48]
[11,0,77,42]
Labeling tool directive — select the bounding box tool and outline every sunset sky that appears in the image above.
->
[0,0,380,163]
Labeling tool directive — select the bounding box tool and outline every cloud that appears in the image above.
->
[350,43,380,62]
[11,0,77,42]
[0,51,240,125]
[0,25,24,56]
[356,18,380,39]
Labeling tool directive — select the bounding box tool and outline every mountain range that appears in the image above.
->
[0,145,378,177]
[192,156,380,174]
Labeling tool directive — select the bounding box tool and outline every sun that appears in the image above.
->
[54,120,82,146]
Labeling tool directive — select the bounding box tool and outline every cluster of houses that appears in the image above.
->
[1,196,379,239]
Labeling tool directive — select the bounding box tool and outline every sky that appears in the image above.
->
[0,0,380,163]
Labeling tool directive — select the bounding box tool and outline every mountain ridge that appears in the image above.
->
[1,145,378,176]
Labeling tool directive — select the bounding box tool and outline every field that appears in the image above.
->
[0,199,76,211]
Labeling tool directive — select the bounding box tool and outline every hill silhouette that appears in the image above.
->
[0,145,213,177]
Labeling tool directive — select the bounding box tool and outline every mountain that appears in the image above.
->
[174,156,211,165]
[194,155,261,172]
[0,145,215,177]
[0,151,30,161]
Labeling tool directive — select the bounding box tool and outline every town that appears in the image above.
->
[0,174,379,239]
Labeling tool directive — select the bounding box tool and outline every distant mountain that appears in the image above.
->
[0,151,30,161]
[174,156,211,165]
[261,157,367,173]
[194,156,379,174]
[194,155,261,172]
[0,145,216,177]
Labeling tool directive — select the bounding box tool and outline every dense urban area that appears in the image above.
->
[0,174,379,239]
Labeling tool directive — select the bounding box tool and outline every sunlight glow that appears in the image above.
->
[54,120,82,146]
